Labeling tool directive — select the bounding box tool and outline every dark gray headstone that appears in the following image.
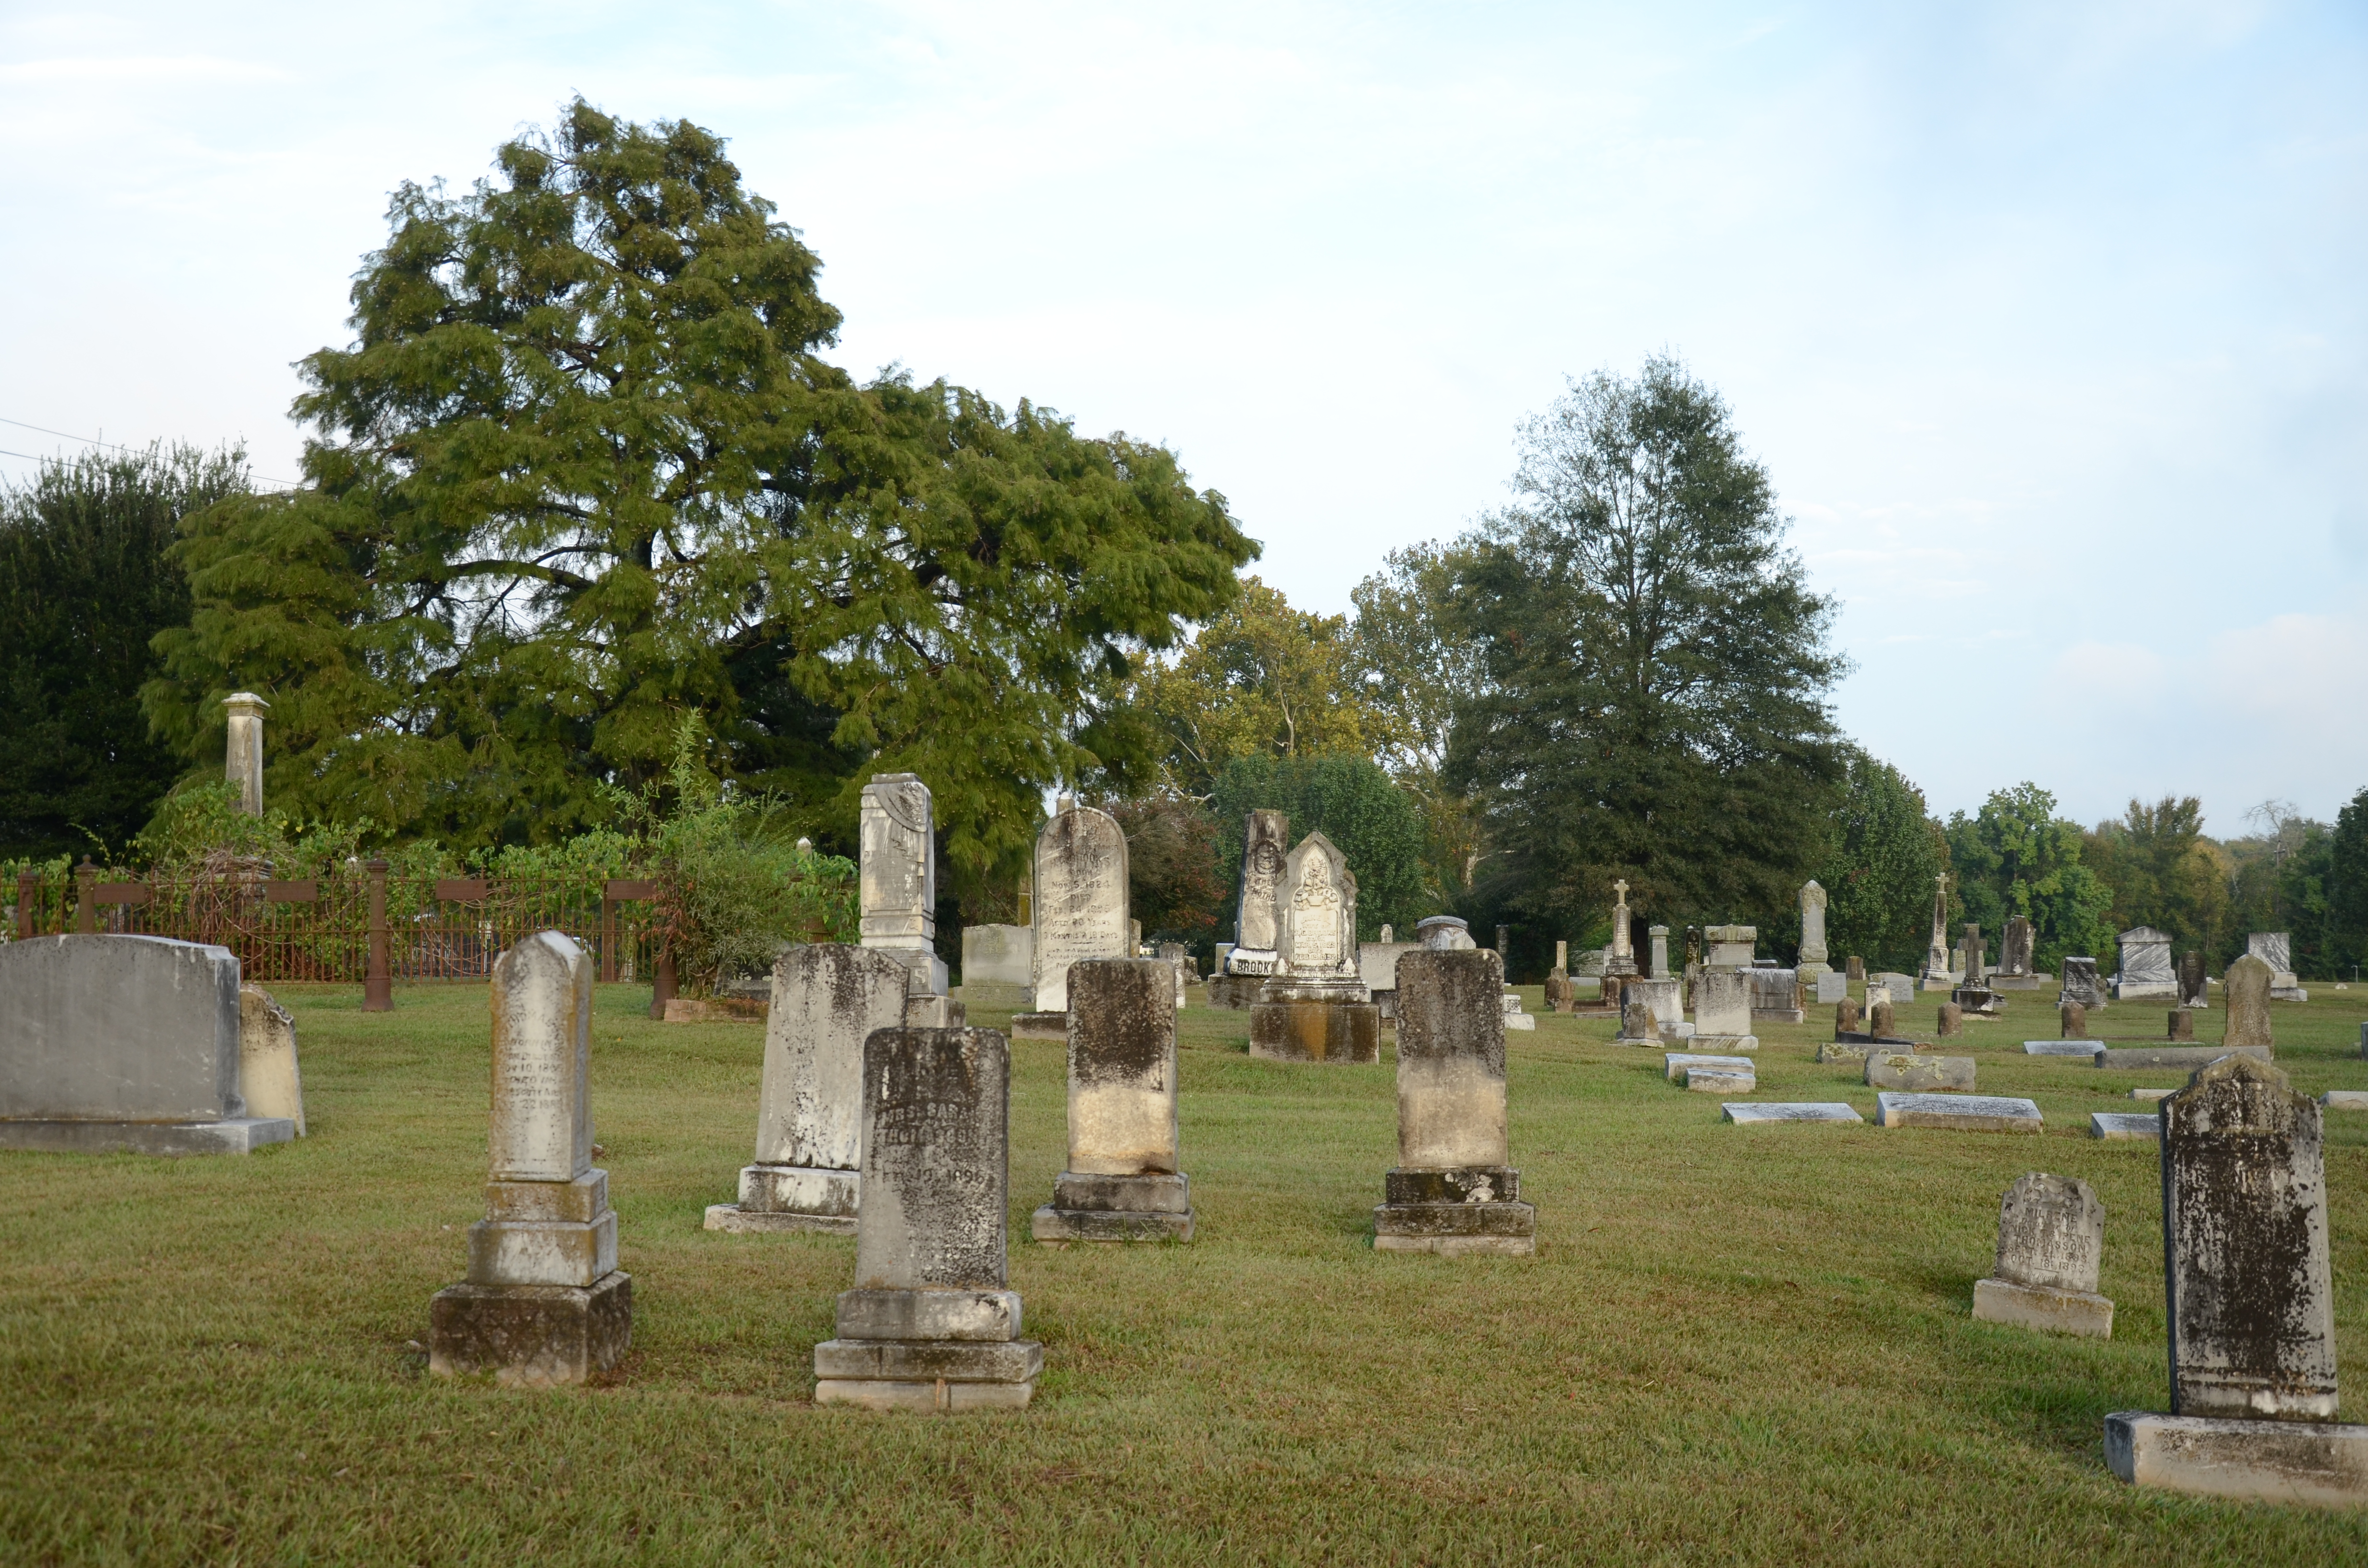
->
[857,1027,1011,1291]
[2178,951,2208,1009]
[2160,1055,2335,1421]
[2061,957,2104,1009]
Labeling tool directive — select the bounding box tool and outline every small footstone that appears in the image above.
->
[2024,1041,2103,1057]
[1817,1041,1875,1063]
[1865,1054,1975,1092]
[1373,949,1536,1257]
[2324,1091,2368,1111]
[1972,1172,2111,1338]
[1874,1092,2041,1132]
[2089,1112,2160,1140]
[1937,1003,1964,1038]
[1722,1102,1862,1124]
[2168,1008,2195,1042]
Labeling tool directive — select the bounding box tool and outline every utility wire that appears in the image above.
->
[0,415,302,489]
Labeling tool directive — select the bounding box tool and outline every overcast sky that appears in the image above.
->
[3,1,2361,832]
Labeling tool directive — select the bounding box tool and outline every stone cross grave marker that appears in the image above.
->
[1373,949,1535,1256]
[706,944,909,1234]
[815,1027,1042,1411]
[1605,880,1637,977]
[430,931,629,1385]
[1031,960,1192,1242]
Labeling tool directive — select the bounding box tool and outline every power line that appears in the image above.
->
[0,415,302,489]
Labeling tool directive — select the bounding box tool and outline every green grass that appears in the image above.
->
[4,976,2366,1564]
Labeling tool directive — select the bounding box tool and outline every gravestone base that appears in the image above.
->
[1687,1034,1759,1054]
[703,1163,860,1234]
[2111,980,2178,1001]
[1205,975,1266,1010]
[1010,1011,1067,1041]
[2105,1412,2368,1507]
[1989,974,2041,991]
[0,1117,296,1156]
[815,1286,1039,1411]
[1249,1000,1381,1063]
[1951,985,2003,1016]
[428,1271,632,1386]
[2096,1044,2272,1071]
[1373,1169,1537,1255]
[1031,1170,1194,1243]
[2271,983,2310,1003]
[1973,1277,2113,1337]
[1751,1007,1806,1025]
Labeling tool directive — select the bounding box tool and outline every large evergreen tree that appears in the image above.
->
[1444,357,1847,932]
[0,444,248,859]
[143,100,1254,887]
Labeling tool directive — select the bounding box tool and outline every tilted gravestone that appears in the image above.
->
[2177,950,2208,1011]
[705,944,909,1235]
[2060,957,2105,1010]
[2106,1054,2368,1507]
[1973,1173,2112,1337]
[237,982,305,1137]
[0,934,292,1155]
[2221,953,2274,1050]
[1031,960,1192,1242]
[814,1027,1043,1410]
[430,931,630,1385]
[1372,950,1536,1256]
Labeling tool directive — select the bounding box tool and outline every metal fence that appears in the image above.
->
[11,859,678,1004]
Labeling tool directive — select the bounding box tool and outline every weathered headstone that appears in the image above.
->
[1992,917,2038,989]
[2177,950,2208,1010]
[1952,922,2003,1016]
[1923,873,1953,986]
[1972,1174,2112,1337]
[1749,967,1803,1024]
[706,944,909,1234]
[1025,804,1129,1018]
[2246,931,2307,1000]
[222,691,268,815]
[1221,810,1289,979]
[1692,968,1755,1046]
[1647,925,1670,980]
[0,934,292,1154]
[1372,950,1536,1256]
[814,1026,1041,1410]
[958,924,1034,1011]
[1664,1052,1754,1081]
[1937,1003,1964,1038]
[1702,925,1756,972]
[1866,1053,1975,1092]
[2168,1008,2195,1042]
[1846,956,1865,984]
[2107,1060,2367,1500]
[1031,960,1191,1242]
[2060,1000,2089,1039]
[1417,915,1476,950]
[1868,998,1896,1040]
[1249,832,1380,1062]
[2222,953,2273,1049]
[237,982,305,1136]
[2112,926,2177,1000]
[1834,998,1861,1036]
[2060,956,2106,1010]
[430,932,629,1385]
[859,773,947,995]
[1618,998,1661,1042]
[1604,880,1638,978]
[1622,976,1683,1034]
[1683,1062,1754,1093]
[1154,941,1193,1008]
[1796,880,1829,983]
[1816,971,1849,1004]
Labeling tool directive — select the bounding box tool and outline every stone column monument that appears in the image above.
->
[1922,874,1953,990]
[2107,1054,2366,1504]
[429,932,630,1385]
[1647,926,1670,981]
[222,692,267,816]
[1795,881,1829,984]
[704,944,909,1234]
[1372,948,1536,1256]
[1249,832,1381,1063]
[1030,959,1192,1242]
[859,774,946,995]
[814,1027,1043,1410]
[1018,801,1129,1037]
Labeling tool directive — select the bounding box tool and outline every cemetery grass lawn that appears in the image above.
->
[4,983,2367,1566]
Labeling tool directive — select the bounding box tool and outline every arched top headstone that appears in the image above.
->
[489,931,592,1183]
[1280,832,1357,978]
[1031,805,1129,1013]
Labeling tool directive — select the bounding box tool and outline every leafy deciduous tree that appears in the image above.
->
[1945,783,2116,970]
[1208,754,1427,943]
[1814,750,1947,975]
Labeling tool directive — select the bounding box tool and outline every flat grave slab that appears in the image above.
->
[2096,1044,2272,1071]
[2023,1041,2103,1056]
[1663,1052,1754,1081]
[2322,1090,2368,1111]
[2089,1112,2161,1140]
[2129,1088,2174,1102]
[1684,1066,1754,1093]
[1722,1102,1862,1125]
[1874,1092,2042,1132]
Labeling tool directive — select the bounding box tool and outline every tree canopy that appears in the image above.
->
[0,444,249,859]
[1444,356,1848,933]
[143,99,1255,891]
[1813,750,1947,974]
[1209,754,1428,943]
[1944,784,2116,970]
